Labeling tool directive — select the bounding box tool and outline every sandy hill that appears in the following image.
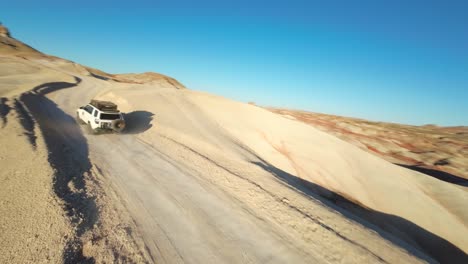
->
[114,72,186,88]
[0,23,180,88]
[1,24,467,263]
[0,24,42,56]
[268,108,468,182]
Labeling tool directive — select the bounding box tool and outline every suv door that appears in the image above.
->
[83,105,93,123]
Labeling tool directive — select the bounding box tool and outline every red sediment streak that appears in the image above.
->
[395,141,418,151]
[366,145,383,155]
[390,153,421,164]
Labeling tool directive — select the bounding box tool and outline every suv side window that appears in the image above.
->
[85,105,93,114]
[93,109,98,117]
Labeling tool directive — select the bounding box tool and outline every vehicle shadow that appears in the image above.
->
[252,161,468,263]
[396,164,468,187]
[123,110,154,134]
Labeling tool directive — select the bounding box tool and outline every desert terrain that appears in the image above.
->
[267,109,468,184]
[1,24,467,263]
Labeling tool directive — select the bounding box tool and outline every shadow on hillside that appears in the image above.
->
[18,77,96,263]
[90,72,110,81]
[31,80,78,94]
[124,110,154,134]
[397,164,468,187]
[252,161,468,263]
[13,99,37,148]
[12,79,79,146]
[0,97,11,127]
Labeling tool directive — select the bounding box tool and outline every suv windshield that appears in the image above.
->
[100,113,120,120]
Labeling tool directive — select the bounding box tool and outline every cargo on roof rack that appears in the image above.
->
[90,99,119,112]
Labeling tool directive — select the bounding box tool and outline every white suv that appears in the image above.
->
[76,100,126,133]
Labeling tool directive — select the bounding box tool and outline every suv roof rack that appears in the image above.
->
[90,99,119,112]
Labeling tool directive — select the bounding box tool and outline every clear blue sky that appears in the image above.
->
[2,0,467,125]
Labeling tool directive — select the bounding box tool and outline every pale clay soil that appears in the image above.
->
[1,26,467,263]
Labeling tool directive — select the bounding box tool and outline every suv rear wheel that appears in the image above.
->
[76,113,85,124]
[87,123,97,134]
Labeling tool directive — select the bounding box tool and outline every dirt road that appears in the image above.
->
[39,74,432,263]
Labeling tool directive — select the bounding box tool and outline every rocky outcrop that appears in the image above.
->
[0,24,11,37]
[0,24,43,56]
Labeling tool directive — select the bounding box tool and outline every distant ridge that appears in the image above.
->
[0,23,185,89]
